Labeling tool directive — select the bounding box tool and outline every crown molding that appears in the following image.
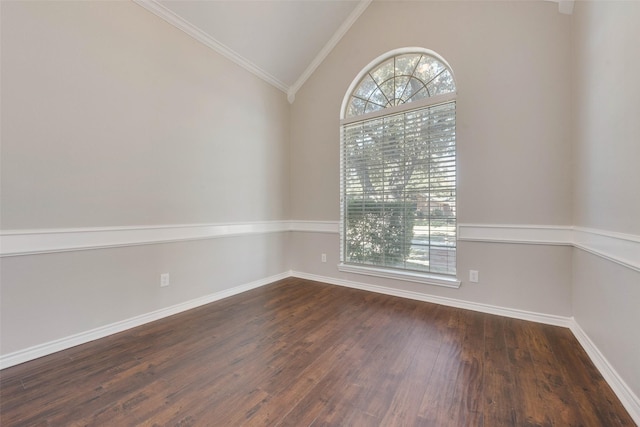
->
[288,0,372,102]
[133,0,289,93]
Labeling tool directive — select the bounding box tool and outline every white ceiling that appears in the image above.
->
[135,0,372,102]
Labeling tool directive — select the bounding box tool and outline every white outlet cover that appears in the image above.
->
[160,273,170,287]
[469,270,479,283]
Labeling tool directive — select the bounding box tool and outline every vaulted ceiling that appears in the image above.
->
[135,0,371,102]
[134,0,572,103]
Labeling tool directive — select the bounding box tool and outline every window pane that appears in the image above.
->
[427,70,456,96]
[346,52,455,119]
[395,53,421,77]
[347,96,365,117]
[366,88,388,111]
[370,58,394,85]
[414,55,446,86]
[355,74,378,99]
[393,76,410,104]
[364,101,384,114]
[407,87,428,102]
[378,80,395,107]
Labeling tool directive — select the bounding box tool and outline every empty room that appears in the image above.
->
[1,0,638,425]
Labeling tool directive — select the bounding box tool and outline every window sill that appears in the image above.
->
[338,264,461,289]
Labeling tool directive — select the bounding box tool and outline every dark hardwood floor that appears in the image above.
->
[0,278,635,426]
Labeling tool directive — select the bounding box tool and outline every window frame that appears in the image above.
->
[339,48,460,288]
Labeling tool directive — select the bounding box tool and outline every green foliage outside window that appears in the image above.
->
[345,199,417,268]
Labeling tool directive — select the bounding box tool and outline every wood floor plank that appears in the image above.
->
[417,306,466,424]
[378,303,442,425]
[503,318,555,427]
[0,278,635,426]
[449,309,485,426]
[482,315,518,426]
[518,319,586,426]
[544,326,636,426]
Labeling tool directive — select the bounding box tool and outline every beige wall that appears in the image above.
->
[1,1,290,229]
[571,0,640,399]
[572,1,640,236]
[0,1,290,354]
[289,1,574,316]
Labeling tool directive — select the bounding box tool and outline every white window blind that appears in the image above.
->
[341,101,456,276]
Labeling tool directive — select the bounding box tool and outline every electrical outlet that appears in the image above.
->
[469,270,479,283]
[321,253,327,263]
[160,273,170,287]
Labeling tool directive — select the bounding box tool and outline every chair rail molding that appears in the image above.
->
[2,222,638,273]
[457,224,639,273]
[0,221,291,257]
[457,223,572,245]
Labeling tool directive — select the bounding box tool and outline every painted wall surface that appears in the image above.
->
[290,232,573,317]
[1,1,290,229]
[0,234,289,355]
[571,0,640,400]
[289,1,573,315]
[572,1,640,236]
[0,1,290,355]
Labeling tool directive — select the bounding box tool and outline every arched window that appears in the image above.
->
[339,48,458,287]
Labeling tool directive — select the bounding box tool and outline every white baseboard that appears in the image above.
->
[569,320,640,425]
[290,271,572,328]
[0,271,290,370]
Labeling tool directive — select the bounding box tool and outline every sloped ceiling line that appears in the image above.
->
[134,0,289,92]
[288,0,372,103]
[134,0,371,104]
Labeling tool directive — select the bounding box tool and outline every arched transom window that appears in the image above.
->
[339,49,459,287]
[344,52,456,118]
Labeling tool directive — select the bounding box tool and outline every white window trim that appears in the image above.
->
[340,47,457,120]
[338,263,461,288]
[339,48,459,287]
[340,92,457,126]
